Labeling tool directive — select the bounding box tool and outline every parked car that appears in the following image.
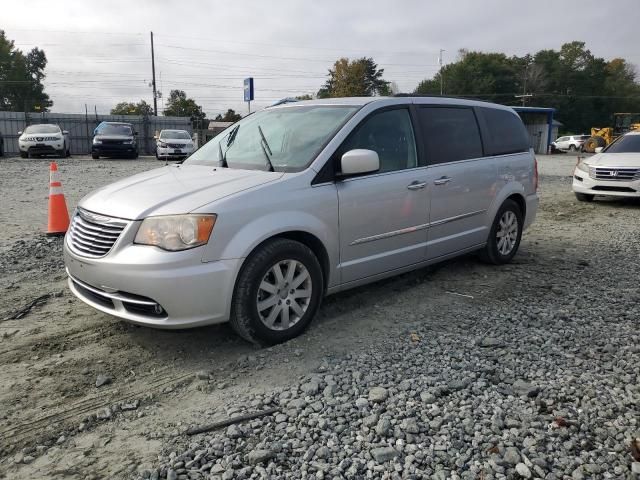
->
[0,131,4,157]
[551,134,590,152]
[155,129,195,161]
[92,122,138,159]
[18,124,70,158]
[573,131,640,202]
[64,97,538,344]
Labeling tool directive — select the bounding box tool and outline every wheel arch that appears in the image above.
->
[234,230,331,294]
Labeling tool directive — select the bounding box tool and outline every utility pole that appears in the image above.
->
[150,31,158,116]
[439,49,445,95]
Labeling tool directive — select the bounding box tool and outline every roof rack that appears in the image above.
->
[393,93,500,104]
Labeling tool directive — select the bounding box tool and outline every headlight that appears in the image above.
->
[93,138,102,144]
[158,141,168,147]
[134,214,216,251]
[123,139,135,145]
[576,160,590,173]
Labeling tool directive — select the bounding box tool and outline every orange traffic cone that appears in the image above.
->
[47,162,70,236]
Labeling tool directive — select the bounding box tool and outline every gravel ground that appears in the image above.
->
[1,153,639,479]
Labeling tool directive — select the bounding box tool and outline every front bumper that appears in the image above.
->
[92,143,137,157]
[20,142,64,155]
[157,146,192,159]
[572,171,640,198]
[64,235,243,329]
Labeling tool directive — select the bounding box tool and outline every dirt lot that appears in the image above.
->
[1,153,639,479]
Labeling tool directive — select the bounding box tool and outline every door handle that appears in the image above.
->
[434,176,451,186]
[407,181,427,190]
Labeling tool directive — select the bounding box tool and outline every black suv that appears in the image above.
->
[92,122,139,159]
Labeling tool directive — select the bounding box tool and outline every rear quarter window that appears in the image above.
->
[478,107,530,156]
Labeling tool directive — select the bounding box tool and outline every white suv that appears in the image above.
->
[19,124,70,158]
[155,129,195,161]
[551,135,589,152]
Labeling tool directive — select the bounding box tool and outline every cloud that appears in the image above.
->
[4,0,638,115]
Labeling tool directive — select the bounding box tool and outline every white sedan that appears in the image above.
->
[155,130,195,161]
[573,131,640,201]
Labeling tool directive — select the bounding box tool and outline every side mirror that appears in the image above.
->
[134,131,139,136]
[18,131,23,135]
[340,149,380,176]
[595,147,603,154]
[62,130,69,135]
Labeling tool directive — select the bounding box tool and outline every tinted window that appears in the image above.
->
[96,124,133,136]
[479,107,530,156]
[417,107,482,164]
[604,134,640,153]
[341,108,417,173]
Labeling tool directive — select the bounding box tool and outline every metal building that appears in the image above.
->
[513,107,556,154]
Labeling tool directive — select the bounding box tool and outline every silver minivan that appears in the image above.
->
[64,97,538,344]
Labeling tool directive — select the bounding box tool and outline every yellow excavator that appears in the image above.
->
[583,113,640,152]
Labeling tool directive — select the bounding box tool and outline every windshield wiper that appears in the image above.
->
[217,124,240,168]
[218,141,228,168]
[257,125,275,172]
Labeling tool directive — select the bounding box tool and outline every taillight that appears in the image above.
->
[533,157,539,191]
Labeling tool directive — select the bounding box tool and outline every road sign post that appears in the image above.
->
[244,77,254,114]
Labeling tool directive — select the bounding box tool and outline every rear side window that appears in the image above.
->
[417,107,483,164]
[479,107,530,156]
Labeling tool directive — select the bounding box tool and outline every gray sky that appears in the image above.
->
[4,0,639,116]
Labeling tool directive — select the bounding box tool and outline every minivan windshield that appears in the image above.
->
[96,124,133,136]
[184,105,359,171]
[604,134,640,153]
[24,124,60,134]
[160,130,191,140]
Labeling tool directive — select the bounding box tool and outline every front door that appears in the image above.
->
[336,108,429,284]
[414,106,496,260]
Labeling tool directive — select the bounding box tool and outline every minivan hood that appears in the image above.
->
[587,152,640,167]
[79,165,283,220]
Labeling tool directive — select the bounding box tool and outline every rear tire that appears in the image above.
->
[575,192,594,202]
[230,238,323,345]
[479,199,523,265]
[569,144,576,151]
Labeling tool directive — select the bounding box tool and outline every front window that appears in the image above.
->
[604,134,640,153]
[96,124,133,136]
[184,105,359,172]
[160,130,191,140]
[24,124,60,134]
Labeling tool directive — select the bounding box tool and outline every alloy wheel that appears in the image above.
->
[256,259,312,331]
[496,210,518,256]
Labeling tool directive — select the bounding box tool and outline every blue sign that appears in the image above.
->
[243,77,254,102]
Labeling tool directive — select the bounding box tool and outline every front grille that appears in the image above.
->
[101,139,123,145]
[67,209,128,258]
[167,143,184,149]
[591,167,640,181]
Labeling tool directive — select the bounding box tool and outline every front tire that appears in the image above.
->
[480,199,523,265]
[91,153,99,160]
[230,238,323,345]
[575,192,594,202]
[20,151,28,158]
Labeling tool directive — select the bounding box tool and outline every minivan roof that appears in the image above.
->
[272,96,517,111]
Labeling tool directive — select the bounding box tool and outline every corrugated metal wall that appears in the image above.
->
[0,111,192,155]
[523,122,548,154]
